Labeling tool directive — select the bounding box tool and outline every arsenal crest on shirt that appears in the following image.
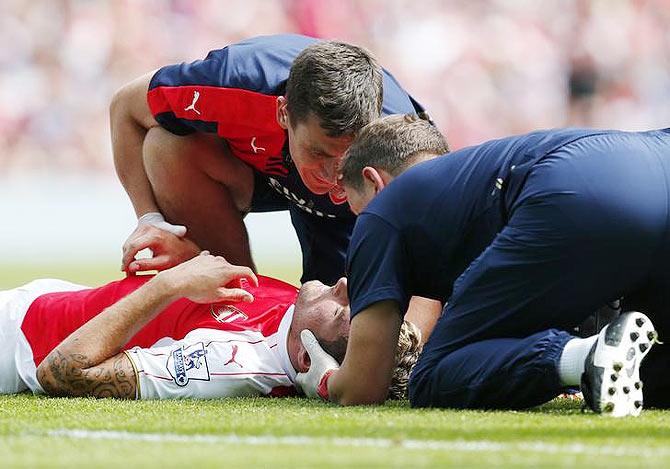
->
[210,305,249,324]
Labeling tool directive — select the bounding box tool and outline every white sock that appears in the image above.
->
[558,335,598,386]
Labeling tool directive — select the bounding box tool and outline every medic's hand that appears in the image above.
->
[122,217,195,274]
[296,329,340,400]
[157,251,258,304]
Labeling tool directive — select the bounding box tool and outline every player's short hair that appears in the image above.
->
[286,40,383,137]
[341,114,449,191]
[320,319,421,399]
[388,320,423,400]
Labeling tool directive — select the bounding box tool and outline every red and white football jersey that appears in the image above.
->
[6,275,299,399]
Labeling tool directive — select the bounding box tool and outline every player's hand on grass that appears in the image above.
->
[296,329,340,400]
[122,222,198,274]
[157,251,258,303]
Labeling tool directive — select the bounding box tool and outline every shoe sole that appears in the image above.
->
[591,311,656,417]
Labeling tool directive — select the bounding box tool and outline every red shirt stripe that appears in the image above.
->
[147,85,288,175]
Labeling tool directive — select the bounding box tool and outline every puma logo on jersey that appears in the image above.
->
[224,345,244,368]
[184,90,202,115]
[251,137,266,154]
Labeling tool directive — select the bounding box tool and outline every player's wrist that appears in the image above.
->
[137,212,187,237]
[152,269,186,300]
[316,369,336,401]
[138,212,165,226]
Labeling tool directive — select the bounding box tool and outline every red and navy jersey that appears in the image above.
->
[146,34,424,220]
[21,275,298,369]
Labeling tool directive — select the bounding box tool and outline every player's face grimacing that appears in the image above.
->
[277,99,353,198]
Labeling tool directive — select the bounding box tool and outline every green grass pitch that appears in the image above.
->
[2,396,670,468]
[2,265,670,467]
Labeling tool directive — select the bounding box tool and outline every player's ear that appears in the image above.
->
[297,345,311,372]
[362,166,386,194]
[277,96,289,130]
[333,277,348,302]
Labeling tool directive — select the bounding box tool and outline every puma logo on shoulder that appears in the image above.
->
[184,91,201,115]
[251,137,266,154]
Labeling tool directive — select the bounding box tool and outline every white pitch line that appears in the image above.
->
[44,429,670,459]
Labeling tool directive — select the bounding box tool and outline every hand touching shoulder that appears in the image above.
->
[156,251,259,303]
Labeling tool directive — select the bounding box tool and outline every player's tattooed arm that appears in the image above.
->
[37,350,136,399]
[36,253,257,398]
[36,267,177,399]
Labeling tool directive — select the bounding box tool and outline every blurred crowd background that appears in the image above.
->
[2,0,670,272]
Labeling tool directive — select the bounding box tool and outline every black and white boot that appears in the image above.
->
[581,311,658,417]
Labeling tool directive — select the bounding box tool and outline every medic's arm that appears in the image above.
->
[329,301,402,405]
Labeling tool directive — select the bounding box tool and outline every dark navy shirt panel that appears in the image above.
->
[347,128,613,319]
[346,214,409,318]
[150,34,312,94]
[150,34,421,135]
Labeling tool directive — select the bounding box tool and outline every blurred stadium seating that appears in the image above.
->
[2,0,670,268]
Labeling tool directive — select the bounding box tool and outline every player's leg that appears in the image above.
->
[410,329,573,409]
[407,211,590,410]
[143,127,256,268]
[288,206,355,284]
[410,142,668,410]
[408,216,652,411]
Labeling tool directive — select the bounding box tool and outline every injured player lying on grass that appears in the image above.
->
[0,251,421,400]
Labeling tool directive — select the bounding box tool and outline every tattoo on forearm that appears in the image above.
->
[37,350,137,399]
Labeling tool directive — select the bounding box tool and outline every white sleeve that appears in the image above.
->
[125,328,295,400]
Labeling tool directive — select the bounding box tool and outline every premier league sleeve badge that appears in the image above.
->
[167,342,211,387]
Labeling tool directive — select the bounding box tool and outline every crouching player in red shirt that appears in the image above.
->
[0,249,420,400]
